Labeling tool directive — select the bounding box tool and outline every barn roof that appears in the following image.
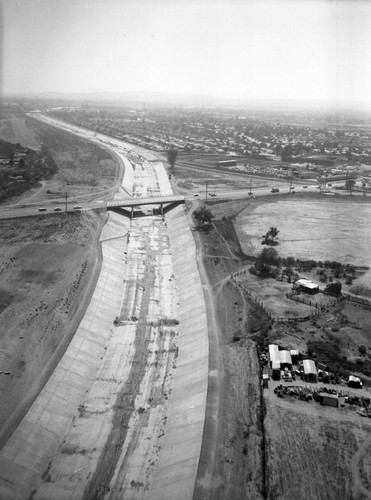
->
[303,359,317,374]
[295,278,319,290]
[279,350,292,365]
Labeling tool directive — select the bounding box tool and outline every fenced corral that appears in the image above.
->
[231,268,371,324]
[285,290,345,310]
[230,273,318,324]
[230,276,276,321]
[343,292,371,308]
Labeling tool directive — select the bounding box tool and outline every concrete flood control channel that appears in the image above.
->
[0,147,208,499]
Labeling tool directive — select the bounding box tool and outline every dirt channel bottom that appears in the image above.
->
[0,211,103,446]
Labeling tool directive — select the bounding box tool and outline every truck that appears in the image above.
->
[272,360,281,380]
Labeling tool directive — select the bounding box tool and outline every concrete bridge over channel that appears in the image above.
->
[107,194,185,218]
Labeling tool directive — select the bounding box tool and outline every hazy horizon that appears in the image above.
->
[2,0,371,109]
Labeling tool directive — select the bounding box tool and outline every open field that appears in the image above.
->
[0,114,40,150]
[235,197,371,269]
[265,388,371,500]
[25,117,120,197]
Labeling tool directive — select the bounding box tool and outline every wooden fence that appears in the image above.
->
[230,273,318,324]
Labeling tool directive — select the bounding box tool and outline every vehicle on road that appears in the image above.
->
[193,193,199,197]
[209,193,217,197]
[271,188,279,193]
[73,205,82,210]
[54,207,62,212]
[38,207,46,212]
[303,185,308,188]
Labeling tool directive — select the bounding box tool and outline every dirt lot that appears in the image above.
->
[265,388,371,500]
[0,211,105,446]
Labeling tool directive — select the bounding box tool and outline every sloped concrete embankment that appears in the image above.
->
[0,214,130,500]
[117,155,135,196]
[145,205,209,500]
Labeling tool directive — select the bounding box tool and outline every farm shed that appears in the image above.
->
[348,375,362,388]
[279,350,292,369]
[269,344,280,367]
[318,393,339,407]
[324,281,342,296]
[303,359,318,382]
[290,349,299,364]
[293,278,319,294]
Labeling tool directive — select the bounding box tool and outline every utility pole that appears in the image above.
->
[65,192,68,213]
[249,178,252,195]
[205,181,209,201]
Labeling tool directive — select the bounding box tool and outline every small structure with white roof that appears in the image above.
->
[293,278,320,294]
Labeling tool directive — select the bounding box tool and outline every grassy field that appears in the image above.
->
[235,198,371,269]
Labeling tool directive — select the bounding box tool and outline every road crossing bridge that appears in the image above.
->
[107,194,185,218]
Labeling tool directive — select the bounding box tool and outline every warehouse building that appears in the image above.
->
[303,359,318,382]
[279,350,292,369]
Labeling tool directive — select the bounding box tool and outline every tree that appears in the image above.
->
[254,247,281,278]
[345,178,355,195]
[193,206,214,228]
[261,227,279,246]
[281,144,293,161]
[167,149,179,172]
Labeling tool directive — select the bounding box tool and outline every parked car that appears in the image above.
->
[54,207,62,212]
[271,188,279,193]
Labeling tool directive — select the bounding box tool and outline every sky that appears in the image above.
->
[2,0,371,106]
